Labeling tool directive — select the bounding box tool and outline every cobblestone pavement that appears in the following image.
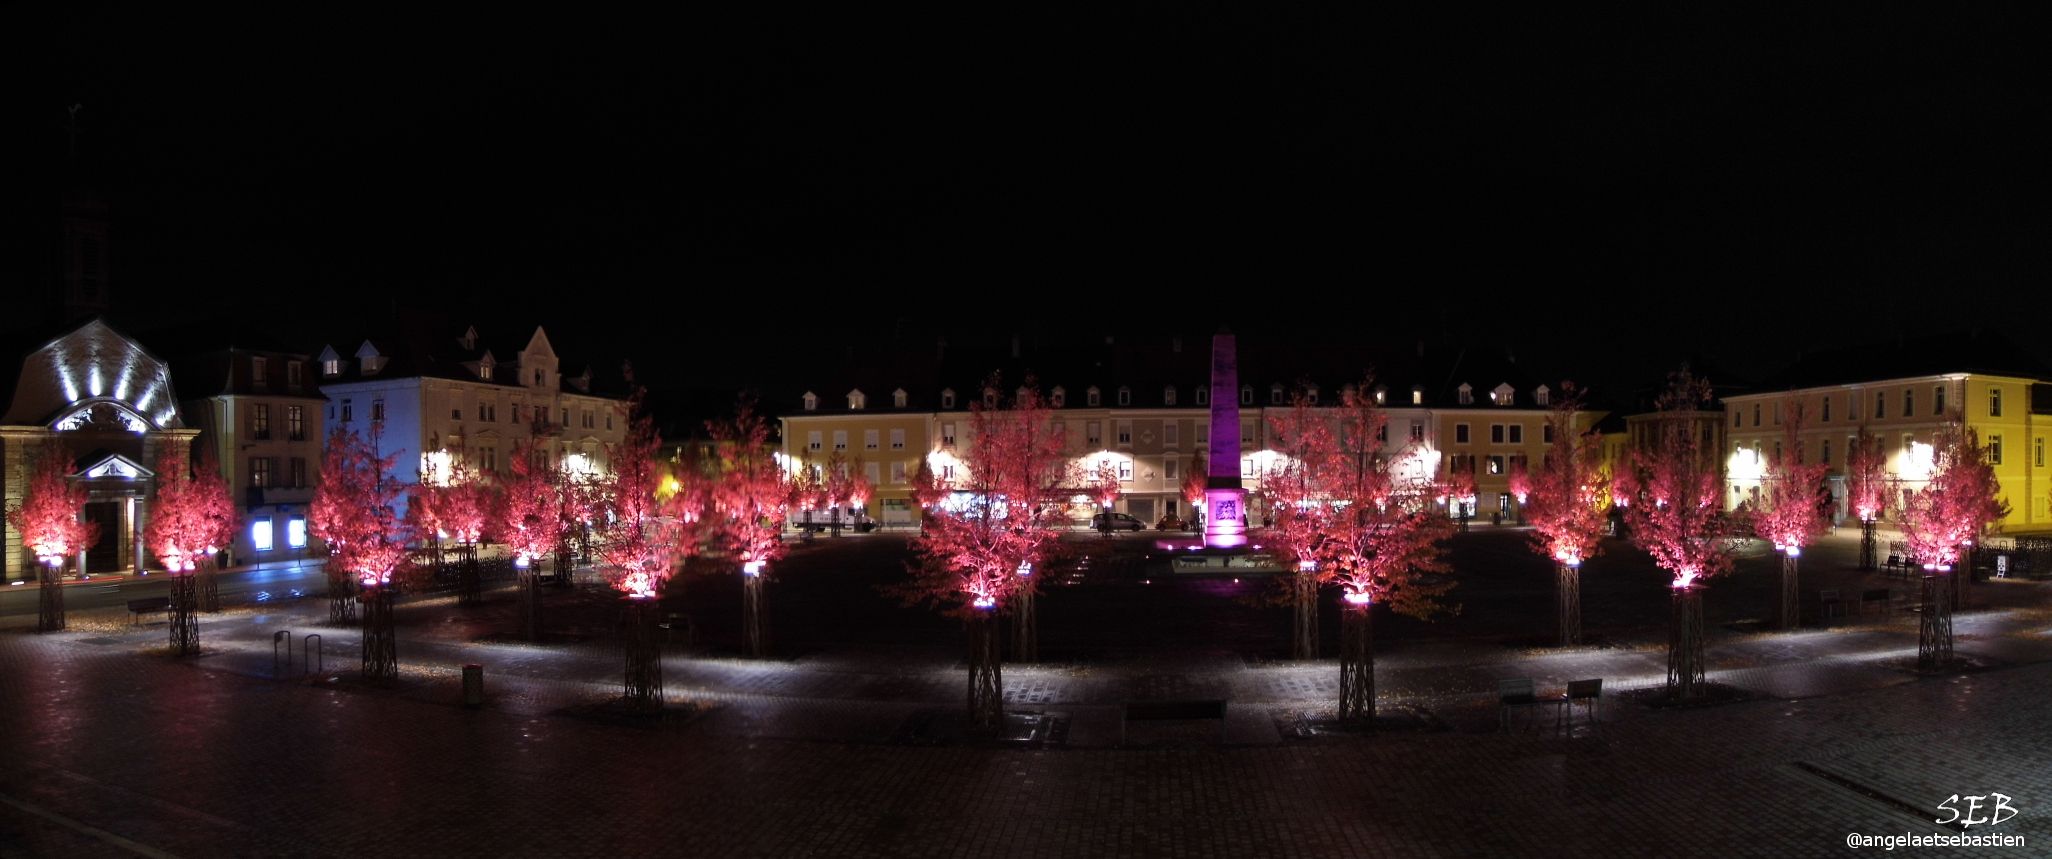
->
[0,530,2046,857]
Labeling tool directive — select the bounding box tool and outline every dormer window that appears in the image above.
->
[323,359,342,377]
[941,388,956,409]
[983,388,998,408]
[479,361,494,381]
[1535,385,1551,407]
[1087,386,1101,407]
[287,361,303,388]
[1195,387,1208,406]
[848,389,866,410]
[1017,386,1030,405]
[1241,385,1253,405]
[1270,384,1284,405]
[1051,386,1067,408]
[1412,386,1424,405]
[1117,386,1131,406]
[251,356,269,388]
[802,391,819,411]
[1457,384,1474,405]
[1306,386,1319,406]
[1374,385,1387,405]
[1163,386,1177,406]
[1491,383,1515,406]
[893,388,908,408]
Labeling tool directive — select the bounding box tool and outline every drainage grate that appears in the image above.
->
[1791,761,1966,833]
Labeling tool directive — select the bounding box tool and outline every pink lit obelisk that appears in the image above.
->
[1204,328,1248,548]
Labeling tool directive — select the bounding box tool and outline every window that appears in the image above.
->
[560,408,568,426]
[1875,391,1885,419]
[1934,386,1945,416]
[510,402,522,424]
[606,413,612,430]
[1490,424,1505,444]
[1086,421,1102,447]
[1991,388,2003,417]
[1733,409,1741,427]
[251,517,274,552]
[1543,424,1554,444]
[323,358,342,377]
[452,406,463,421]
[808,431,823,452]
[286,405,305,441]
[1456,424,1470,444]
[1409,421,1425,443]
[941,464,956,481]
[287,361,303,388]
[1242,457,1254,478]
[479,363,493,381]
[1306,386,1319,406]
[1118,460,1132,481]
[848,390,866,410]
[802,392,818,411]
[1240,385,1253,405]
[1118,386,1132,406]
[340,400,353,423]
[1509,425,1523,444]
[372,400,385,422]
[1821,439,1831,465]
[891,461,907,483]
[1754,403,1762,427]
[1163,386,1177,406]
[1457,384,1473,405]
[534,368,544,386]
[983,388,998,408]
[864,429,879,450]
[832,431,847,451]
[893,389,908,408]
[1487,456,1504,475]
[1903,389,1914,418]
[941,389,956,409]
[1821,396,1831,422]
[1271,384,1285,405]
[1165,423,1180,447]
[1376,424,1388,443]
[584,409,594,429]
[1535,387,1550,406]
[1051,387,1066,408]
[2037,437,2044,468]
[1989,435,2003,465]
[1165,458,1179,479]
[252,403,271,439]
[1196,424,1208,445]
[482,448,498,473]
[890,428,905,450]
[290,457,306,488]
[942,423,956,447]
[250,457,272,488]
[1087,387,1101,407]
[1195,388,1208,406]
[251,356,269,388]
[1412,387,1423,405]
[865,462,880,486]
[287,516,307,549]
[1117,421,1131,445]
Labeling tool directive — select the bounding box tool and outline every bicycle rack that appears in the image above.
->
[303,634,323,675]
[273,630,292,674]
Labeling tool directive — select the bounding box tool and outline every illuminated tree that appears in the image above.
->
[145,447,208,654]
[1258,390,1338,659]
[1313,384,1457,723]
[190,447,236,613]
[439,465,497,606]
[903,377,1071,730]
[1845,427,1890,571]
[1620,369,1734,700]
[1444,466,1476,532]
[1520,383,1607,646]
[1899,422,2008,670]
[1180,450,1207,531]
[8,448,99,632]
[708,399,791,659]
[310,426,412,679]
[500,439,562,640]
[789,461,825,540]
[596,393,692,710]
[1089,460,1121,537]
[820,450,856,537]
[1753,399,1829,630]
[1506,458,1532,525]
[847,468,874,532]
[910,458,948,519]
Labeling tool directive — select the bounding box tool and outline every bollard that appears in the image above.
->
[462,663,484,707]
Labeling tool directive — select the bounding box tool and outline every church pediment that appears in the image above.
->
[53,400,151,433]
[76,451,153,480]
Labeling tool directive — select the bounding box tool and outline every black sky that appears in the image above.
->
[5,6,2048,416]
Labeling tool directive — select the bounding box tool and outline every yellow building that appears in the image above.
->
[780,387,935,529]
[1722,370,2050,532]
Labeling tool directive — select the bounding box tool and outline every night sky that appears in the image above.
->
[5,6,2048,418]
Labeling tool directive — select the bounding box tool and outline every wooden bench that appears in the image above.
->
[1121,699,1228,745]
[127,596,172,626]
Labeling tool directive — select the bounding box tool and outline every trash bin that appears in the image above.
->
[462,663,484,707]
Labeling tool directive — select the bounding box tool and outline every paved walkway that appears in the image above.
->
[1,573,2048,856]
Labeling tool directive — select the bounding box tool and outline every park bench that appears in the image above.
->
[1556,678,1604,735]
[1121,699,1228,745]
[1497,678,1546,732]
[127,596,172,626]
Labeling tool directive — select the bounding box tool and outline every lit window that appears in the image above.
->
[480,363,493,381]
[1118,460,1132,481]
[287,516,307,549]
[323,359,341,377]
[848,390,865,410]
[1412,387,1423,405]
[893,389,908,408]
[252,517,274,552]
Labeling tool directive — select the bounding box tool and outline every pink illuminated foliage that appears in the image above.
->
[310,427,412,587]
[7,450,99,565]
[191,447,236,556]
[596,393,691,600]
[1522,383,1607,567]
[499,439,564,565]
[1314,384,1457,617]
[707,400,791,568]
[1899,423,2008,569]
[910,458,948,511]
[905,377,1072,615]
[1621,370,1732,589]
[1753,399,1829,553]
[145,448,208,572]
[1258,393,1339,569]
[1845,427,1890,522]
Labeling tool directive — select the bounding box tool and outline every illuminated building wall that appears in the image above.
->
[179,347,327,564]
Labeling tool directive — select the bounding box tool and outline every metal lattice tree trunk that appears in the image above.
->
[523,564,542,642]
[1291,571,1318,660]
[327,567,357,624]
[1859,518,1877,571]
[198,556,222,612]
[743,572,768,659]
[555,548,573,588]
[37,562,66,633]
[622,600,663,710]
[169,572,199,656]
[1779,551,1801,631]
[1337,601,1375,722]
[1919,571,1954,671]
[1556,561,1582,647]
[1011,589,1037,663]
[458,544,482,606]
[1667,586,1706,699]
[967,608,1004,732]
[361,586,398,680]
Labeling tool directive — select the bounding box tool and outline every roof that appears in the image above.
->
[1750,330,2050,392]
[313,320,630,399]
[0,318,184,429]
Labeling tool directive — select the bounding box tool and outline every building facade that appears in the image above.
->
[179,347,327,565]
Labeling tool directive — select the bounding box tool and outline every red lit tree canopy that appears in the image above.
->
[1622,370,1732,589]
[1845,427,1890,522]
[907,378,1072,613]
[1899,423,2008,568]
[1315,385,1457,615]
[597,395,689,599]
[708,400,791,568]
[1522,383,1607,567]
[499,439,564,565]
[145,448,208,571]
[1753,399,1829,553]
[8,449,100,566]
[310,427,411,587]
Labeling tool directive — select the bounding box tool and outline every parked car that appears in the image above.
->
[1155,514,1186,531]
[1090,512,1146,532]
